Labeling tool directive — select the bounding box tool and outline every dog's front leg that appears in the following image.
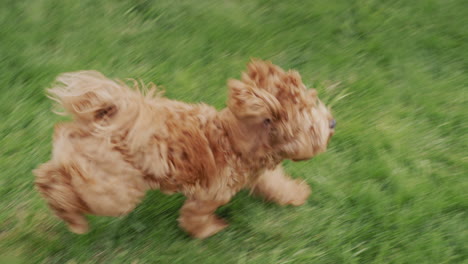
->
[178,198,229,239]
[252,165,311,206]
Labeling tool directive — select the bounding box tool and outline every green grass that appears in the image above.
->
[1,0,467,263]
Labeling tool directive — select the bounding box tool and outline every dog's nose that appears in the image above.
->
[329,119,336,129]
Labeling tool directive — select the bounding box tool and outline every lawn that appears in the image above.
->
[0,0,466,263]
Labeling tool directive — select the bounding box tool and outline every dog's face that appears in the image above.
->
[228,60,335,161]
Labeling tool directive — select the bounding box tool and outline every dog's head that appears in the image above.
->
[228,60,335,161]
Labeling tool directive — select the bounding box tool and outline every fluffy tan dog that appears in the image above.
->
[34,60,335,238]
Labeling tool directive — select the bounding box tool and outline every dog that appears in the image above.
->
[33,60,335,238]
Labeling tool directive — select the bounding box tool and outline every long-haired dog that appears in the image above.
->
[34,60,335,238]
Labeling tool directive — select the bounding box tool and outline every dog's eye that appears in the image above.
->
[329,119,336,129]
[263,118,271,126]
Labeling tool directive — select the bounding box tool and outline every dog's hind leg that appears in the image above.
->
[34,162,90,234]
[51,205,89,234]
[251,165,311,206]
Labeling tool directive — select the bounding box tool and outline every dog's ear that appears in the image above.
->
[242,59,285,88]
[227,79,281,123]
[243,60,314,110]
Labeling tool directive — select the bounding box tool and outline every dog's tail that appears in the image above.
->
[47,71,138,124]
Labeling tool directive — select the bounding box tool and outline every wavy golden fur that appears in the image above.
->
[33,60,335,238]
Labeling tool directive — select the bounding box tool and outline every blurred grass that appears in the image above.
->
[0,0,467,263]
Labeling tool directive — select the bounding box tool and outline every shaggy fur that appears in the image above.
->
[34,60,335,238]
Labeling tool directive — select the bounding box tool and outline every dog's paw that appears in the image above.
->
[192,217,228,239]
[68,223,89,234]
[287,180,311,206]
